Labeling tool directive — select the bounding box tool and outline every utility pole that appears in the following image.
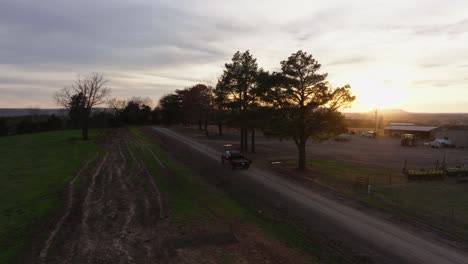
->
[374,108,378,136]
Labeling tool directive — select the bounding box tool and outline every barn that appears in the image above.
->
[432,126,468,147]
[384,123,438,139]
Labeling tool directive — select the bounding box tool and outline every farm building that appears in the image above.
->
[384,123,438,138]
[431,126,468,147]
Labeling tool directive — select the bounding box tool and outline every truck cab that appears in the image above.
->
[221,150,252,169]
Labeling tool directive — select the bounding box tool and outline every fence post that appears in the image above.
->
[402,159,408,174]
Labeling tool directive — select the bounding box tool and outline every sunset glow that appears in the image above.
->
[1,0,468,112]
[342,68,415,112]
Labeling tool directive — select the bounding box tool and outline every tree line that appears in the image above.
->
[156,50,355,169]
[1,50,355,170]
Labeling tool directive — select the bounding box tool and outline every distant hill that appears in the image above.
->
[0,108,66,117]
[376,109,408,114]
[344,109,468,126]
[0,108,110,117]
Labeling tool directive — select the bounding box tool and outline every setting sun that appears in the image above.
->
[344,68,414,112]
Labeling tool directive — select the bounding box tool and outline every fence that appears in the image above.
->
[351,175,468,241]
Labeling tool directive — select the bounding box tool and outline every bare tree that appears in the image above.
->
[107,98,127,115]
[128,96,153,107]
[54,73,111,140]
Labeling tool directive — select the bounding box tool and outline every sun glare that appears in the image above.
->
[346,68,414,112]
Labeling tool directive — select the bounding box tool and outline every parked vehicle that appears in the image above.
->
[430,139,453,148]
[401,134,416,147]
[361,131,376,138]
[334,135,350,142]
[221,150,252,169]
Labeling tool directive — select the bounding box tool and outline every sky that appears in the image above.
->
[1,0,468,112]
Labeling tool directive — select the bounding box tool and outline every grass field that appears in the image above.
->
[281,159,468,241]
[0,130,101,264]
[371,181,468,240]
[130,128,353,263]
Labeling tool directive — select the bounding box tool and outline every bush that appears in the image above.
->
[40,114,63,131]
[0,118,8,136]
[16,118,39,134]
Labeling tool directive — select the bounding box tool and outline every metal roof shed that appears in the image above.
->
[384,125,438,138]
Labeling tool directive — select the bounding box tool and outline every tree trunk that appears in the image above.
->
[82,124,89,140]
[240,128,244,151]
[204,119,208,131]
[82,115,89,140]
[218,122,223,136]
[251,129,255,153]
[80,108,90,140]
[298,140,306,170]
[198,119,202,130]
[243,128,248,152]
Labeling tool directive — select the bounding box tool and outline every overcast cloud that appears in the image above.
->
[1,0,468,112]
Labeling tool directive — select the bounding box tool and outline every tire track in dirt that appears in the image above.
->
[33,129,167,264]
[37,152,100,263]
[131,137,165,219]
[76,152,110,262]
[112,141,137,263]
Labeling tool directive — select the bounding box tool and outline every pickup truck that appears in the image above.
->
[221,150,252,169]
[430,139,453,148]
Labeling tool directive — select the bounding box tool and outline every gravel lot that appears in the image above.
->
[174,126,468,171]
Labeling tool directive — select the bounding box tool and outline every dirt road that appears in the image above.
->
[33,130,166,264]
[152,127,468,264]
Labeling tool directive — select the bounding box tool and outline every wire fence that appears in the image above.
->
[350,174,468,241]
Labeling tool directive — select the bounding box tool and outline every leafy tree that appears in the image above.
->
[151,106,164,124]
[140,104,152,124]
[122,101,141,124]
[158,93,183,125]
[16,118,39,134]
[215,50,260,152]
[41,114,63,131]
[54,73,111,140]
[179,84,212,130]
[0,118,9,136]
[68,92,87,128]
[90,111,118,128]
[213,81,230,136]
[108,96,152,125]
[260,50,355,170]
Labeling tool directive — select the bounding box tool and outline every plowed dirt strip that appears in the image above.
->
[34,129,165,264]
[33,129,315,264]
[37,152,100,263]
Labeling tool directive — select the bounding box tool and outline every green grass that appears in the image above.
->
[371,182,468,240]
[0,130,101,264]
[306,160,392,177]
[285,159,398,189]
[130,127,351,264]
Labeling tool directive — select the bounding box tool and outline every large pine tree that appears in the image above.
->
[261,50,355,170]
